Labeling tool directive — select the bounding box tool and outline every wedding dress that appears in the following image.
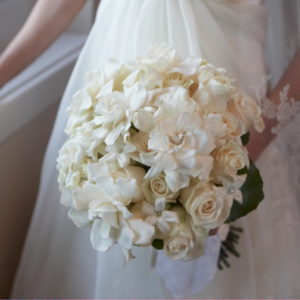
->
[11,0,300,298]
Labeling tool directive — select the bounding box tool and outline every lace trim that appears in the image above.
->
[252,75,300,134]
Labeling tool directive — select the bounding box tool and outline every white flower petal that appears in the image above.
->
[90,219,115,252]
[129,85,147,111]
[166,58,202,76]
[164,170,190,192]
[116,178,137,200]
[144,165,163,179]
[161,210,179,223]
[117,225,134,250]
[155,198,166,212]
[128,219,155,245]
[68,207,91,228]
[73,184,104,211]
[95,176,119,199]
[89,161,111,178]
[117,152,130,168]
[157,219,170,236]
[134,109,155,134]
[96,79,114,99]
[121,247,135,262]
[104,121,125,145]
[100,211,120,229]
[233,189,243,204]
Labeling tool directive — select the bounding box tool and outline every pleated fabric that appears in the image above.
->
[11,0,267,298]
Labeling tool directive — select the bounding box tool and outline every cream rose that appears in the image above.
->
[227,88,265,133]
[180,181,233,229]
[141,173,180,204]
[213,141,249,178]
[220,111,246,138]
[163,206,206,261]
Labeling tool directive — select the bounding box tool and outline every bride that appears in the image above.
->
[1,0,299,298]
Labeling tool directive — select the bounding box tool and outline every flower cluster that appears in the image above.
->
[57,43,264,262]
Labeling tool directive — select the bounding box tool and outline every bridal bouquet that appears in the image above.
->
[57,44,264,262]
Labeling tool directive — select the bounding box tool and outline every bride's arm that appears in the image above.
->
[247,49,300,162]
[0,0,88,89]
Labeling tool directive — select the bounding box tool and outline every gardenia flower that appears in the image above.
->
[58,43,264,262]
[88,159,146,202]
[192,70,234,113]
[227,88,265,133]
[124,44,202,91]
[57,138,91,207]
[65,88,94,137]
[69,165,152,260]
[180,181,233,230]
[164,72,193,89]
[129,43,182,74]
[163,206,206,261]
[128,131,156,163]
[104,58,134,91]
[84,69,107,99]
[90,88,132,146]
[145,109,216,192]
[131,198,179,239]
[97,133,136,168]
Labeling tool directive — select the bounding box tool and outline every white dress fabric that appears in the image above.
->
[246,0,300,297]
[11,0,299,298]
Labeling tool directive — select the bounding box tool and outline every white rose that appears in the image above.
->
[220,111,246,138]
[163,206,206,261]
[141,173,180,204]
[227,88,265,133]
[212,141,249,179]
[180,181,233,229]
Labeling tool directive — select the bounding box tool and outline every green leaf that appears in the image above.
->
[226,159,264,223]
[152,239,164,250]
[132,161,150,173]
[130,122,139,132]
[237,166,247,175]
[241,132,250,146]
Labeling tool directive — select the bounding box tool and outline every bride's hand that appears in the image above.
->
[247,49,300,162]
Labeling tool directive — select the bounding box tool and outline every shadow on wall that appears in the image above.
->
[0,0,96,297]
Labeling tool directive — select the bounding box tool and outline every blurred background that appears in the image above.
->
[0,0,99,296]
